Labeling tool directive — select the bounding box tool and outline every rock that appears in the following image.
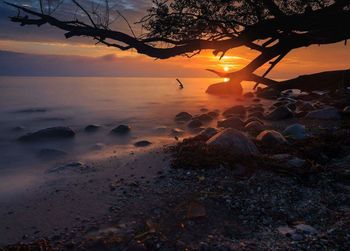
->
[272,154,306,168]
[111,125,131,134]
[291,233,304,241]
[171,128,184,135]
[299,102,315,112]
[222,105,246,117]
[266,106,293,120]
[283,123,310,140]
[187,119,203,129]
[84,124,100,132]
[37,148,67,159]
[49,161,84,173]
[134,140,152,147]
[256,130,288,144]
[295,224,318,235]
[197,127,218,140]
[175,112,192,122]
[277,226,296,236]
[248,106,264,113]
[18,127,75,142]
[217,117,244,129]
[243,92,254,98]
[257,88,280,99]
[245,117,263,125]
[306,107,340,120]
[154,126,168,133]
[343,106,350,114]
[207,111,219,118]
[244,121,264,133]
[207,128,259,155]
[194,114,213,123]
[206,81,243,96]
[248,111,264,119]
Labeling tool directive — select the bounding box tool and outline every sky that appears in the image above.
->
[0,0,349,78]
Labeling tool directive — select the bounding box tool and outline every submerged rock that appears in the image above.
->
[111,125,131,134]
[49,161,84,173]
[84,124,101,132]
[171,128,184,135]
[18,127,75,142]
[222,105,246,117]
[187,119,203,129]
[256,130,287,144]
[272,154,306,168]
[207,128,259,155]
[306,107,340,120]
[207,111,219,118]
[283,123,310,140]
[134,140,152,147]
[175,112,192,122]
[244,121,264,133]
[217,117,244,129]
[197,127,218,140]
[266,106,293,120]
[193,114,213,123]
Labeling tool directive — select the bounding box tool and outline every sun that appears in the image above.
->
[223,66,230,72]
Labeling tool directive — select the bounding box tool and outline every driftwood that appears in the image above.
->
[206,69,350,95]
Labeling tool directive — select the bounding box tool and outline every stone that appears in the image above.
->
[291,233,304,241]
[243,92,254,98]
[197,127,218,140]
[194,114,213,123]
[295,224,318,235]
[256,130,288,144]
[272,154,306,168]
[171,128,184,135]
[207,111,219,118]
[222,105,246,117]
[217,117,244,129]
[306,107,340,120]
[134,140,152,147]
[206,81,243,96]
[207,128,259,155]
[277,226,296,236]
[18,127,75,142]
[84,124,100,132]
[187,119,203,129]
[248,111,264,119]
[175,112,193,122]
[266,106,293,120]
[245,117,263,125]
[111,125,131,134]
[299,102,315,112]
[49,161,84,173]
[244,121,264,133]
[283,123,310,140]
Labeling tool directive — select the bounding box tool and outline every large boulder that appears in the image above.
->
[207,128,259,155]
[206,82,243,96]
[266,106,294,120]
[306,107,340,120]
[256,130,288,144]
[217,117,244,129]
[283,124,310,140]
[187,119,203,129]
[84,124,101,132]
[18,126,75,142]
[245,121,264,133]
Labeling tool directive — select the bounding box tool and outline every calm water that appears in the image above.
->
[0,77,253,175]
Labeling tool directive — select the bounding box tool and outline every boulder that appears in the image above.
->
[245,121,264,133]
[111,125,131,134]
[207,111,219,118]
[206,81,243,96]
[18,126,75,142]
[197,127,218,140]
[207,128,259,155]
[222,105,246,117]
[84,124,101,132]
[194,114,213,123]
[266,106,293,120]
[134,140,152,147]
[175,112,192,122]
[306,107,340,120]
[256,130,288,144]
[245,117,263,125]
[272,154,306,168]
[217,117,244,129]
[187,119,203,129]
[283,124,310,140]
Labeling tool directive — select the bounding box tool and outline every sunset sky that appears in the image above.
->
[0,0,349,78]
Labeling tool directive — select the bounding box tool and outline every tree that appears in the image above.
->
[5,0,350,91]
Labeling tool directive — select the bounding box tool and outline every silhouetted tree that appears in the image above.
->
[5,0,350,90]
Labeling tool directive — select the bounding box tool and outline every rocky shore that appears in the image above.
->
[1,87,350,251]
